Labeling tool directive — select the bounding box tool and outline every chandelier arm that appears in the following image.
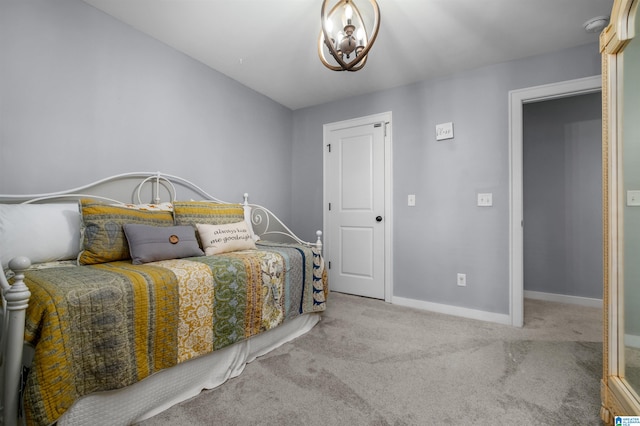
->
[317,37,345,71]
[347,55,368,72]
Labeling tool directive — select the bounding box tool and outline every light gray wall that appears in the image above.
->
[1,0,604,317]
[292,43,601,315]
[0,0,293,221]
[523,93,602,299]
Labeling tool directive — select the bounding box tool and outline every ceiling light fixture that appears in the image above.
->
[318,0,380,72]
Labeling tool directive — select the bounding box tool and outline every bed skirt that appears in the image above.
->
[56,312,321,425]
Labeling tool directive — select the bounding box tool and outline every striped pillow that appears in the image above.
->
[173,201,246,248]
[173,201,245,228]
[78,199,174,265]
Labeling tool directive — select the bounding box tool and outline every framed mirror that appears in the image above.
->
[624,0,640,396]
[601,0,640,422]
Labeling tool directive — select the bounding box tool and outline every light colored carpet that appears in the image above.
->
[137,292,603,426]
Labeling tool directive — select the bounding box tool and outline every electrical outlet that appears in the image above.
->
[457,273,466,287]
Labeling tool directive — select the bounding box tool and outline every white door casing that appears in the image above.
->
[323,112,392,301]
[508,75,601,327]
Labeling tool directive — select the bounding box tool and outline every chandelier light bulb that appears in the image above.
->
[345,4,353,20]
[325,19,333,33]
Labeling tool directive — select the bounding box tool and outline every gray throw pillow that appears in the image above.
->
[123,224,204,264]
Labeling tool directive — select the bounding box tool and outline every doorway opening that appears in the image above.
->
[509,75,602,327]
[523,93,603,308]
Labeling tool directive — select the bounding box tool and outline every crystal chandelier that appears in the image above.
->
[318,0,381,72]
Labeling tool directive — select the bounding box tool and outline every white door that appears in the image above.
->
[324,120,386,299]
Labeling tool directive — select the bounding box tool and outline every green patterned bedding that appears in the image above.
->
[21,241,327,426]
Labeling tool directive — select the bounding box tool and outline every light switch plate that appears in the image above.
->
[478,193,493,207]
[457,273,466,287]
[628,190,640,206]
[408,194,416,206]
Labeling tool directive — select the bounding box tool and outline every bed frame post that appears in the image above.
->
[315,230,323,253]
[242,193,252,232]
[2,256,31,426]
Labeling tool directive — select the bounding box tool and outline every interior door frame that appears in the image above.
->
[323,111,393,302]
[509,75,602,327]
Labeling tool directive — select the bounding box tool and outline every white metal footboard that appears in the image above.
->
[1,257,31,426]
[242,194,322,252]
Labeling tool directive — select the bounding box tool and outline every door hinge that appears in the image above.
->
[327,143,331,153]
[328,261,331,269]
[328,202,331,211]
[374,121,388,137]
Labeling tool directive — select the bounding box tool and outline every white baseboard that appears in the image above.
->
[523,290,602,308]
[392,296,512,326]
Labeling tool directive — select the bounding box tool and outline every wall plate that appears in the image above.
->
[628,190,640,206]
[435,122,454,141]
[478,193,493,207]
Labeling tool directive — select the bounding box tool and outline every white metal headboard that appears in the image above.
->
[0,171,230,205]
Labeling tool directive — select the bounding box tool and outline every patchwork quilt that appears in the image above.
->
[21,241,327,426]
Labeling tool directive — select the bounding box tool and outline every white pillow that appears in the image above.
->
[0,203,81,269]
[196,221,256,255]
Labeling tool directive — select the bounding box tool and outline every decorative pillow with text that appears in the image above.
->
[196,221,256,255]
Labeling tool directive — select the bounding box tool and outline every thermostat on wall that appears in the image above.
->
[436,122,454,140]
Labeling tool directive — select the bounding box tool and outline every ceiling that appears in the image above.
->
[80,0,612,110]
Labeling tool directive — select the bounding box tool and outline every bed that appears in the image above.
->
[0,172,327,426]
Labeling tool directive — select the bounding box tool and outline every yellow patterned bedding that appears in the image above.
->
[20,241,327,426]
